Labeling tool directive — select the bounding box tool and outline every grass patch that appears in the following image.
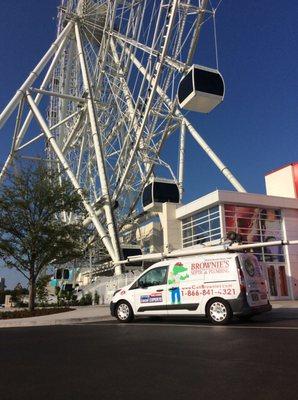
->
[0,307,74,319]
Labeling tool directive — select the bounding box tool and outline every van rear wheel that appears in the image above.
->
[116,301,134,323]
[206,298,232,325]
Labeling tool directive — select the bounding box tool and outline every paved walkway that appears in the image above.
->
[1,301,298,329]
[272,300,298,309]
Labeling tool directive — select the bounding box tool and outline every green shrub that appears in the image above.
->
[78,292,93,306]
[36,302,58,308]
[0,307,74,319]
[57,288,78,306]
[36,275,51,305]
[94,291,100,305]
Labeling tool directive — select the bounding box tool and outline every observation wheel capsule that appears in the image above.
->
[142,178,180,212]
[178,65,225,113]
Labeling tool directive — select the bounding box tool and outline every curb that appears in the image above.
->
[0,315,113,329]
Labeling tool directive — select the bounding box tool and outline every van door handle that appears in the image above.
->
[156,289,163,292]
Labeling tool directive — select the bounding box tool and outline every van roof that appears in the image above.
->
[148,252,238,269]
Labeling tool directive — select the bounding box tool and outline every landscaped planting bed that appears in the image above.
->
[0,308,74,319]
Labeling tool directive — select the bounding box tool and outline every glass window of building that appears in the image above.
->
[182,206,221,248]
[224,205,284,262]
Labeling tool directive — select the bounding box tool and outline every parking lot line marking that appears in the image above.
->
[79,322,298,330]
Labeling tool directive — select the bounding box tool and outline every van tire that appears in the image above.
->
[206,298,232,325]
[115,301,134,323]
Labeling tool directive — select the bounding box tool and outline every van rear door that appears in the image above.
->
[238,254,268,307]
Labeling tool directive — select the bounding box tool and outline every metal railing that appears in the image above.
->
[77,270,143,304]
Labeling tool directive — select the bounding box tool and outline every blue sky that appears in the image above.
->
[0,1,297,287]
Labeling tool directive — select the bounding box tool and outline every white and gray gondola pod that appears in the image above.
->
[178,65,225,113]
[142,179,180,211]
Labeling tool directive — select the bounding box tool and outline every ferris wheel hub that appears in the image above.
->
[75,0,108,43]
[77,0,106,15]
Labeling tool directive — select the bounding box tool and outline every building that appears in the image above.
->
[155,164,298,301]
[135,220,163,254]
[53,163,298,302]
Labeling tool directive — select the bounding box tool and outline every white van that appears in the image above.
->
[110,252,272,324]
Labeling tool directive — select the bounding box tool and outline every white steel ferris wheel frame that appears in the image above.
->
[0,0,246,273]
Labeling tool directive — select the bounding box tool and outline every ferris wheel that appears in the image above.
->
[0,0,246,270]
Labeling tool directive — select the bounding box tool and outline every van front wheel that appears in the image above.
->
[206,298,232,325]
[116,301,134,323]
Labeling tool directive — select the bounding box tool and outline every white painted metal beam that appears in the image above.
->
[74,22,122,268]
[119,240,298,264]
[26,92,117,262]
[121,44,246,193]
[0,20,74,129]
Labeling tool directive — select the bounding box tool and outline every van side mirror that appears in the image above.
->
[139,281,147,289]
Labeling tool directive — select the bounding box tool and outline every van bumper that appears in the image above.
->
[229,294,272,316]
[110,301,116,317]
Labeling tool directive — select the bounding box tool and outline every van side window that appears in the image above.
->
[137,266,168,288]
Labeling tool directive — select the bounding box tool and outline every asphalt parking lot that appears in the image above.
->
[1,309,298,400]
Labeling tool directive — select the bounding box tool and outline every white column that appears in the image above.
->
[178,120,186,201]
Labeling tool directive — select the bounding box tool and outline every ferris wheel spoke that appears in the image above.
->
[116,1,146,75]
[0,20,74,130]
[186,0,209,65]
[111,30,185,72]
[110,38,141,128]
[75,135,86,180]
[17,107,84,154]
[61,108,86,153]
[101,42,151,186]
[123,42,246,193]
[114,0,180,199]
[0,31,73,185]
[74,21,122,261]
[26,91,117,261]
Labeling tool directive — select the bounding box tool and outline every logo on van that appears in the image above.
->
[168,262,189,285]
[140,293,163,303]
[191,259,230,274]
[168,262,189,305]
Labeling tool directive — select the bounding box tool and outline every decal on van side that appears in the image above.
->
[140,293,163,303]
[191,258,230,275]
[168,262,189,304]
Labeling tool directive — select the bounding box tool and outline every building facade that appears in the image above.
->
[159,190,298,301]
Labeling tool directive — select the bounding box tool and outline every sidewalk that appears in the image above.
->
[0,305,112,329]
[1,301,298,329]
[271,301,298,309]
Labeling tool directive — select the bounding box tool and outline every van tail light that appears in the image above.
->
[237,265,246,293]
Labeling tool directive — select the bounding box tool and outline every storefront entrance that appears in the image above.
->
[265,264,290,300]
